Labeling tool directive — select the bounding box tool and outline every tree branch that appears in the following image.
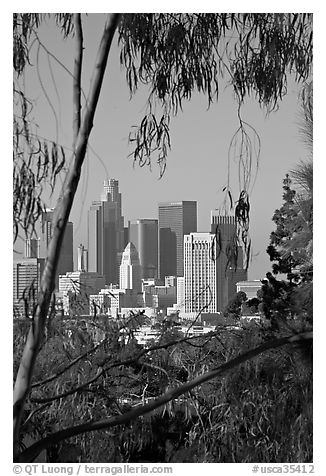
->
[31,331,219,403]
[16,331,312,462]
[13,13,121,457]
[72,13,83,146]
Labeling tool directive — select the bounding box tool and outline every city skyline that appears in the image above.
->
[16,179,251,319]
[19,175,290,284]
[13,14,312,282]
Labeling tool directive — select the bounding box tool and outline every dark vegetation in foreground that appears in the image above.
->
[14,315,312,463]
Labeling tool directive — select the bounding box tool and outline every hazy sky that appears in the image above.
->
[19,14,309,279]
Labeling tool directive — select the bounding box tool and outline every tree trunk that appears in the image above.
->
[13,13,121,459]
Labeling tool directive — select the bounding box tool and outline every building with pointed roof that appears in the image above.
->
[119,242,142,293]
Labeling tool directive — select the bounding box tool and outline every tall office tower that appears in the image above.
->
[40,210,74,289]
[24,238,40,258]
[77,244,88,272]
[88,180,125,285]
[184,233,218,313]
[119,242,142,293]
[158,201,197,279]
[102,179,125,252]
[13,258,45,317]
[210,212,248,311]
[129,219,158,279]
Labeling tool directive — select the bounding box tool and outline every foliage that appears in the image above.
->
[192,327,312,463]
[267,175,299,281]
[263,81,313,326]
[242,297,260,315]
[15,318,313,463]
[257,273,297,329]
[223,291,247,319]
[288,160,313,282]
[119,13,312,174]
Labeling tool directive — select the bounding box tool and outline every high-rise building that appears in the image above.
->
[210,212,248,311]
[40,210,73,289]
[184,233,218,313]
[24,238,40,258]
[183,213,248,315]
[77,244,88,272]
[129,219,158,279]
[158,201,197,279]
[119,242,142,293]
[88,180,125,285]
[13,258,45,317]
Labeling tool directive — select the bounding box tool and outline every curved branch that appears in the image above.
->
[16,331,312,462]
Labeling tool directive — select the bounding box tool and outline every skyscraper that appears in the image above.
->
[24,238,40,258]
[184,233,218,313]
[40,210,73,289]
[210,212,248,311]
[77,244,88,272]
[88,180,125,285]
[158,201,197,279]
[129,219,158,279]
[13,258,45,317]
[119,242,142,292]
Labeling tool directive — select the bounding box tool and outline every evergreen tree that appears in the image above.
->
[224,291,247,319]
[266,174,298,283]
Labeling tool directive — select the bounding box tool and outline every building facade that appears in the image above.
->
[24,238,40,258]
[77,244,88,272]
[13,258,45,317]
[158,201,197,279]
[119,242,142,293]
[210,212,248,311]
[40,210,74,288]
[128,219,158,279]
[184,233,218,313]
